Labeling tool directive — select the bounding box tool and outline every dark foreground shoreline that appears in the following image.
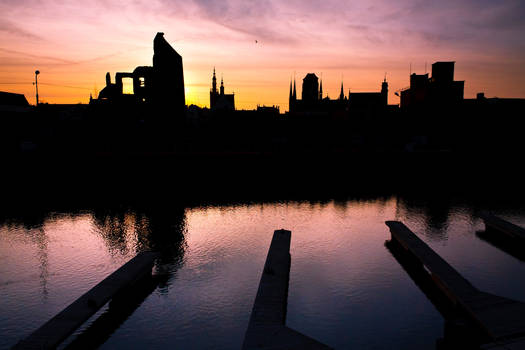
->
[4,150,524,219]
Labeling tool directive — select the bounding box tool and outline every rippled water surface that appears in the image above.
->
[1,196,525,349]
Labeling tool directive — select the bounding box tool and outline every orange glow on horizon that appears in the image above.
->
[1,1,524,110]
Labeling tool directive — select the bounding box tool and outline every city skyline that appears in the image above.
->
[1,0,524,110]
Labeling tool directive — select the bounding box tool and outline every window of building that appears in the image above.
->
[122,77,134,95]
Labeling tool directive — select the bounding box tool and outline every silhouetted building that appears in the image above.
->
[0,91,29,107]
[302,73,319,104]
[289,73,387,113]
[463,92,525,115]
[289,73,343,113]
[153,33,185,112]
[210,68,235,111]
[400,61,463,109]
[348,78,388,109]
[256,105,280,114]
[95,33,185,114]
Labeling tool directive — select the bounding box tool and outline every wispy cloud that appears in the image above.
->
[0,47,72,64]
[0,18,42,40]
[1,0,524,105]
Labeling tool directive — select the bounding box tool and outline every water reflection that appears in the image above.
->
[395,196,453,241]
[0,196,189,349]
[64,275,163,350]
[0,222,50,301]
[89,201,188,289]
[385,239,483,349]
[2,189,525,349]
[60,203,187,347]
[92,210,135,256]
[475,229,525,262]
[35,227,49,301]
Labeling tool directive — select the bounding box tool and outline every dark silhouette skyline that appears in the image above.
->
[2,0,524,108]
[289,72,390,114]
[1,2,524,347]
[1,32,525,159]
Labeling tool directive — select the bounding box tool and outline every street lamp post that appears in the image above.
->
[34,70,40,106]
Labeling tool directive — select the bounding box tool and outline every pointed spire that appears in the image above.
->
[289,78,293,100]
[293,73,297,101]
[339,80,344,101]
[381,74,388,105]
[212,67,217,93]
[319,78,323,99]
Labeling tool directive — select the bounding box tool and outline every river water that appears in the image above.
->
[1,194,525,349]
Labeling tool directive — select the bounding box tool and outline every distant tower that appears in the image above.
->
[212,67,217,94]
[319,79,323,99]
[302,73,319,103]
[152,32,185,114]
[210,68,235,110]
[381,75,388,106]
[339,81,345,101]
[105,72,111,87]
[210,67,218,108]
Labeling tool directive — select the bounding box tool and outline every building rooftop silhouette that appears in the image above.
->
[289,73,388,113]
[400,61,464,109]
[93,33,185,115]
[210,68,235,111]
[0,91,29,107]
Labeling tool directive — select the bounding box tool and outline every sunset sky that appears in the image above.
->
[1,0,524,110]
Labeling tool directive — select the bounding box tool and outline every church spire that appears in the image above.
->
[319,78,323,99]
[220,74,225,95]
[289,78,293,101]
[293,76,297,101]
[212,67,217,94]
[339,80,344,101]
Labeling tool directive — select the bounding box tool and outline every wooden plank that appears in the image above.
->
[63,274,161,350]
[13,251,159,350]
[246,229,291,329]
[480,212,525,242]
[385,221,525,341]
[385,221,477,302]
[242,229,332,350]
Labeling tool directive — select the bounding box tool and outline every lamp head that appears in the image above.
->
[35,70,40,75]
